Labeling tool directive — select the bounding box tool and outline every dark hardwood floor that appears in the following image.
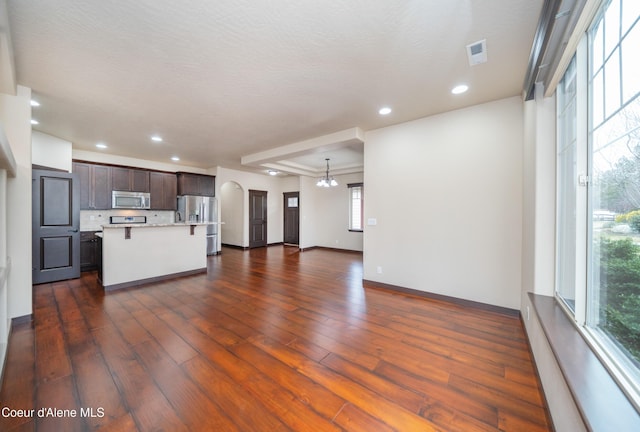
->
[0,246,551,431]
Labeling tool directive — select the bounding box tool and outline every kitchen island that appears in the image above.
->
[99,222,215,291]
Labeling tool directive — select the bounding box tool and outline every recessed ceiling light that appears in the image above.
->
[268,169,278,176]
[30,100,40,107]
[151,135,163,142]
[378,107,392,115]
[96,143,108,149]
[451,85,469,95]
[171,156,180,161]
[31,119,39,125]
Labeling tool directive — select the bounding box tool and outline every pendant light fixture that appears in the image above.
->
[316,158,338,187]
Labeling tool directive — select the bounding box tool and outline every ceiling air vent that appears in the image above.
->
[466,39,487,66]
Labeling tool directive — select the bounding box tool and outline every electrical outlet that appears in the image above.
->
[376,266,383,274]
[526,306,530,321]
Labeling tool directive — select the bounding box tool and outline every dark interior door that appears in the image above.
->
[32,169,80,284]
[249,190,267,248]
[283,192,299,245]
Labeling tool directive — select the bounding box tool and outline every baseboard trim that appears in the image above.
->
[103,268,207,292]
[11,314,33,326]
[221,243,248,250]
[299,246,363,254]
[222,242,284,250]
[363,279,520,317]
[0,314,34,395]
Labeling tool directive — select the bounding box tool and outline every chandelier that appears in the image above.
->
[316,158,338,187]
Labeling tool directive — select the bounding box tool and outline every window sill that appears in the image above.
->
[528,293,640,431]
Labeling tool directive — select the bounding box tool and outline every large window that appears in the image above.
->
[348,183,363,231]
[557,55,579,313]
[556,0,640,404]
[589,0,640,391]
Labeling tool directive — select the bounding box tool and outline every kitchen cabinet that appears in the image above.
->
[80,231,100,271]
[177,172,215,196]
[149,171,177,210]
[111,167,150,192]
[73,162,112,210]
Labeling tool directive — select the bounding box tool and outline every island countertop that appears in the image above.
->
[99,223,210,291]
[101,221,220,229]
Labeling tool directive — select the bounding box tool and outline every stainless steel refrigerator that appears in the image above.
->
[176,195,218,255]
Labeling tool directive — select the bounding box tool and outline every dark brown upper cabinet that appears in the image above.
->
[149,171,178,210]
[73,162,112,210]
[176,172,215,196]
[111,167,150,192]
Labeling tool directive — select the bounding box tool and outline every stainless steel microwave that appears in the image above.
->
[111,191,150,209]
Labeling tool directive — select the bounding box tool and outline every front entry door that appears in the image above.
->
[249,190,267,248]
[32,169,80,284]
[283,192,299,245]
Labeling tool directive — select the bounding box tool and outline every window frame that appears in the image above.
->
[347,183,363,232]
[555,0,640,410]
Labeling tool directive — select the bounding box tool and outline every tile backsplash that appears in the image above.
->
[80,210,175,231]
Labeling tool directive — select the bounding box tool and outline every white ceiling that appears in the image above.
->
[6,0,543,176]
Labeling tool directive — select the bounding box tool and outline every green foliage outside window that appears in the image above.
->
[615,210,640,232]
[598,237,640,363]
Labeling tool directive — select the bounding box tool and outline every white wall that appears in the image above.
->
[215,167,362,251]
[521,85,585,431]
[0,85,32,319]
[521,85,556,298]
[102,225,207,288]
[32,131,72,172]
[215,166,298,247]
[299,172,363,251]
[0,169,7,365]
[299,175,318,249]
[364,96,523,310]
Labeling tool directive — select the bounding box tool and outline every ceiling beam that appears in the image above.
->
[241,127,365,168]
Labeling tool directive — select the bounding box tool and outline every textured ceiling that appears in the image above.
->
[7,0,543,174]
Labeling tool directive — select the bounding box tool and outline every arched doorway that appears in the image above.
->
[220,181,244,247]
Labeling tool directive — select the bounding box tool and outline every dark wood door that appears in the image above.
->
[91,164,112,209]
[73,162,91,209]
[131,169,150,192]
[177,173,199,195]
[32,169,80,284]
[163,173,178,209]
[249,190,267,248]
[177,173,215,197]
[73,162,111,210]
[111,166,131,191]
[283,192,299,245]
[111,167,149,192]
[80,231,99,272]
[150,172,177,210]
[199,175,215,197]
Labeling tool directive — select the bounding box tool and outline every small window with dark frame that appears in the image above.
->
[348,183,363,231]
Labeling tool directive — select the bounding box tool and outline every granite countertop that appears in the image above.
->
[101,222,220,229]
